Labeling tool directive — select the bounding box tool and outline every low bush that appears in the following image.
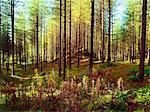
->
[127,74,139,81]
[144,68,150,76]
[133,86,150,105]
[128,67,139,75]
[98,62,118,69]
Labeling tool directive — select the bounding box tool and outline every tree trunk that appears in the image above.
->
[24,18,26,71]
[102,0,105,63]
[36,8,39,69]
[40,15,43,72]
[89,0,94,75]
[6,24,10,75]
[69,0,72,69]
[108,0,111,63]
[59,0,62,76]
[139,0,147,80]
[11,0,15,75]
[63,0,67,79]
[0,0,1,74]
[44,19,46,68]
[77,21,80,68]
[2,29,4,67]
[77,2,81,68]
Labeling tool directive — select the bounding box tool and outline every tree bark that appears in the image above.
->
[108,0,111,63]
[102,0,105,63]
[69,0,72,69]
[11,0,15,75]
[24,17,26,71]
[40,15,43,72]
[89,0,94,75]
[63,0,67,79]
[59,0,62,76]
[36,3,39,69]
[139,0,147,80]
[0,0,2,74]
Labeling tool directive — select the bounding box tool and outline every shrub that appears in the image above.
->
[87,94,112,111]
[133,86,150,105]
[127,67,140,81]
[144,68,150,76]
[99,62,118,69]
[107,90,129,111]
[127,74,139,81]
[128,67,139,75]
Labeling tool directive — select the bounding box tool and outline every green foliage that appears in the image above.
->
[127,67,150,81]
[53,73,63,89]
[0,79,5,86]
[99,62,118,69]
[127,67,139,81]
[108,90,129,111]
[80,72,86,78]
[127,74,139,81]
[0,95,7,105]
[133,86,150,105]
[133,108,144,112]
[87,94,112,111]
[115,90,129,103]
[144,68,150,76]
[128,67,139,75]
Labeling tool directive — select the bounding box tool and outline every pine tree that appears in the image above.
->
[139,0,147,80]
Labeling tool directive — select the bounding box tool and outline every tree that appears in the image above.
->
[89,0,94,75]
[59,0,62,76]
[40,14,43,72]
[139,0,147,80]
[11,0,15,76]
[69,0,72,69]
[108,0,111,63]
[0,0,2,74]
[77,1,81,68]
[63,0,67,79]
[101,0,105,63]
[35,2,39,69]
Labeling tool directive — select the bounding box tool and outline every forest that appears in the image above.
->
[0,0,150,111]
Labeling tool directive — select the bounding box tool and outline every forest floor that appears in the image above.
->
[0,56,150,111]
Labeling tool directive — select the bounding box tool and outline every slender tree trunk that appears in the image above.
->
[77,22,80,68]
[63,0,67,79]
[76,27,78,53]
[11,0,15,75]
[132,12,135,63]
[0,0,2,74]
[139,0,147,80]
[2,28,4,67]
[89,0,94,75]
[69,0,72,69]
[6,24,10,75]
[86,26,88,50]
[102,0,105,63]
[36,8,39,69]
[51,18,54,67]
[83,24,86,52]
[19,48,21,66]
[43,19,46,68]
[40,15,43,72]
[24,17,26,71]
[59,0,62,76]
[108,0,111,63]
[77,2,81,68]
